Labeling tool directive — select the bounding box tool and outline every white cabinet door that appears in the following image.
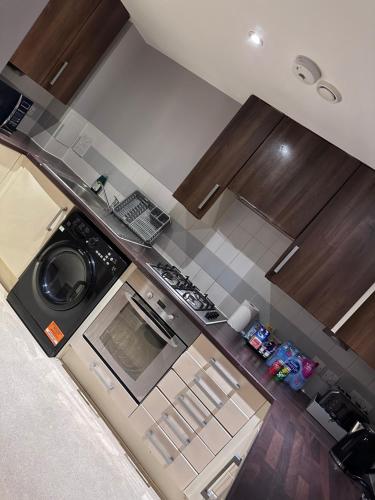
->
[0,155,73,289]
[0,144,21,184]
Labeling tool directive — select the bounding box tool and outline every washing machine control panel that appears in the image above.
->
[63,213,122,275]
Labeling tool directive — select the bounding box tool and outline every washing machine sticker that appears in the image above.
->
[44,321,65,346]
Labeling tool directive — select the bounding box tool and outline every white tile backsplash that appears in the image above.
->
[241,237,267,263]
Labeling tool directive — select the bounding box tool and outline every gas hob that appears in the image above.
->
[147,263,227,325]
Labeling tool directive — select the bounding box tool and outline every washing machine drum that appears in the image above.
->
[35,243,94,311]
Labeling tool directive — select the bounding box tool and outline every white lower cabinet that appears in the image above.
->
[184,411,267,500]
[0,153,73,290]
[61,328,270,500]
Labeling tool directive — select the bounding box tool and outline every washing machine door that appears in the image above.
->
[35,242,95,311]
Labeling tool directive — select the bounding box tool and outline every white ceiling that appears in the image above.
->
[122,0,375,169]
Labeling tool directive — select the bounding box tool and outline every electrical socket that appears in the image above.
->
[72,134,92,157]
[313,356,326,375]
[321,369,340,386]
[350,390,373,413]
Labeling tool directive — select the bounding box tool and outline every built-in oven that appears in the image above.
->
[83,268,200,402]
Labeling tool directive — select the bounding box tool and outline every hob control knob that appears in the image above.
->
[146,292,154,300]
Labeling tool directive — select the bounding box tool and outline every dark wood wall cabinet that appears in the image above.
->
[336,291,375,369]
[266,164,375,333]
[173,95,283,218]
[174,95,360,240]
[229,117,360,238]
[10,0,129,104]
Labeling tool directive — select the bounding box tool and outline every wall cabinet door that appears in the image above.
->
[173,96,283,218]
[0,156,73,289]
[10,0,101,85]
[267,164,375,331]
[10,0,129,104]
[42,0,129,103]
[229,117,360,238]
[336,291,375,369]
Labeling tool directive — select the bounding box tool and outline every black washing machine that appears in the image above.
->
[7,211,130,356]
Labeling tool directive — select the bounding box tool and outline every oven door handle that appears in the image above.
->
[126,294,179,348]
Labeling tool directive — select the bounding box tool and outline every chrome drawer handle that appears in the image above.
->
[46,206,68,231]
[201,455,242,499]
[209,358,240,390]
[273,245,300,273]
[194,376,223,408]
[177,394,208,427]
[331,282,375,333]
[146,430,174,465]
[198,184,220,210]
[89,362,114,391]
[161,412,191,447]
[49,61,69,86]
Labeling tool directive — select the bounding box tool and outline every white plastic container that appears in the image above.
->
[227,300,259,332]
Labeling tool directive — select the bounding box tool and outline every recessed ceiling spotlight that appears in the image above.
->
[248,30,263,47]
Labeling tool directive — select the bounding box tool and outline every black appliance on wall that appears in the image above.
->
[7,211,130,356]
[0,79,33,135]
[330,423,375,500]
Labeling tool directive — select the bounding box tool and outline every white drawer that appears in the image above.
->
[158,370,231,455]
[189,336,267,419]
[173,351,202,384]
[197,416,231,455]
[129,406,197,490]
[175,352,250,437]
[174,388,211,431]
[159,407,195,450]
[158,369,186,401]
[143,387,171,421]
[185,408,268,500]
[182,435,214,473]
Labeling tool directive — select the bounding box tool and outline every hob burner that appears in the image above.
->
[148,262,226,324]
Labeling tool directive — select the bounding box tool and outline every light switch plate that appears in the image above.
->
[54,111,86,147]
[72,135,92,157]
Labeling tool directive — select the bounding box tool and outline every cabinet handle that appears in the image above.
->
[146,430,174,465]
[161,412,191,446]
[46,206,68,231]
[194,376,223,408]
[89,362,114,391]
[49,61,69,86]
[198,184,220,210]
[201,455,242,500]
[273,245,300,273]
[177,394,208,427]
[209,358,240,390]
[331,282,375,334]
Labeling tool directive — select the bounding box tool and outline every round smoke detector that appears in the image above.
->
[317,81,342,103]
[293,55,321,84]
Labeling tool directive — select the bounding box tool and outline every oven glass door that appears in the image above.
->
[83,284,186,402]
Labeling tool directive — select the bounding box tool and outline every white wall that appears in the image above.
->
[0,0,47,72]
[72,24,240,192]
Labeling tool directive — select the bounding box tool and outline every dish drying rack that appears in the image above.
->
[113,190,170,245]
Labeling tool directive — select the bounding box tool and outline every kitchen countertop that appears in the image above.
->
[0,131,360,500]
